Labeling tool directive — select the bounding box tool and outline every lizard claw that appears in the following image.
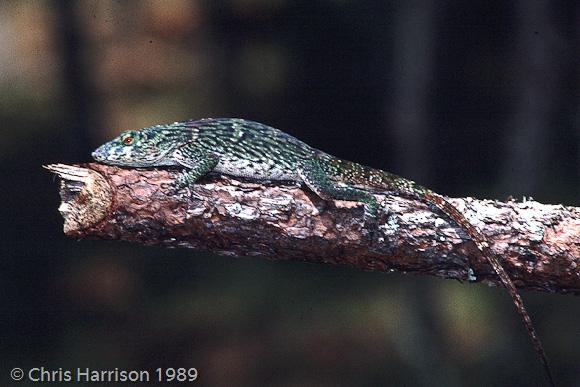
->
[164,183,186,197]
[164,174,189,197]
[164,180,204,201]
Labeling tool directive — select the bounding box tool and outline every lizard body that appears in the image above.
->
[92,118,553,385]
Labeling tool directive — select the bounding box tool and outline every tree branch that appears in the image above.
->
[45,163,580,294]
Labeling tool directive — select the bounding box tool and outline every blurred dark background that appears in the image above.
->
[1,1,578,386]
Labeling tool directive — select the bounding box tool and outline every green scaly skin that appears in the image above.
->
[92,118,553,386]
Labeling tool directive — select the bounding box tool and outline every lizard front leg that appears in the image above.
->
[171,145,219,190]
[298,158,379,223]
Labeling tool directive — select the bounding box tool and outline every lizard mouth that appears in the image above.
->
[91,143,179,167]
[91,144,139,166]
[91,145,109,162]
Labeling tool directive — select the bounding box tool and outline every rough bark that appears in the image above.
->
[45,163,580,294]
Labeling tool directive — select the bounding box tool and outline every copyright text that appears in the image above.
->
[10,367,198,383]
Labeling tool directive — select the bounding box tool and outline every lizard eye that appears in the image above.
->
[122,136,134,145]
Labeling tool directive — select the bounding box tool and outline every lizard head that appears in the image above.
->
[92,124,188,167]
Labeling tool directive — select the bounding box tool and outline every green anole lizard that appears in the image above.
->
[92,118,554,385]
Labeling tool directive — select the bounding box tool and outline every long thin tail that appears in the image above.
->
[325,158,554,385]
[421,190,554,387]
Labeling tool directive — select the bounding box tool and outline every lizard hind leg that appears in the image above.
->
[297,159,379,222]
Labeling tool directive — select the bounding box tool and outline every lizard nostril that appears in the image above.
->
[92,149,103,160]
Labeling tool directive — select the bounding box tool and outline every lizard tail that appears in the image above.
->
[420,190,554,387]
[321,158,554,384]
